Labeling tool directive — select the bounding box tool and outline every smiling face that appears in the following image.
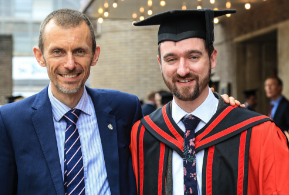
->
[34,19,99,98]
[157,38,217,102]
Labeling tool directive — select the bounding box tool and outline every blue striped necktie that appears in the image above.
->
[63,109,85,195]
[182,114,201,195]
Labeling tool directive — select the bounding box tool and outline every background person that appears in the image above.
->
[243,89,257,111]
[265,76,289,131]
[141,91,156,116]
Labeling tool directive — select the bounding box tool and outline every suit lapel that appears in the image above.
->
[31,87,64,195]
[86,87,120,195]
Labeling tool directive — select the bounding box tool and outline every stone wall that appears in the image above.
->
[0,35,13,105]
[278,20,289,98]
[90,19,168,101]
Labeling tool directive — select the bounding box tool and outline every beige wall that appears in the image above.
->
[90,19,168,101]
[278,20,289,98]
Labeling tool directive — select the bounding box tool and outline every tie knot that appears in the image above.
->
[182,114,201,131]
[63,109,81,125]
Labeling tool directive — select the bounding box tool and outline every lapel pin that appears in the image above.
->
[108,124,113,130]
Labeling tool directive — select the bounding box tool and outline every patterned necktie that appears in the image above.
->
[182,114,201,195]
[63,109,85,195]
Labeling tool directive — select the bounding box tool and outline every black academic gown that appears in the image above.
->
[130,93,289,195]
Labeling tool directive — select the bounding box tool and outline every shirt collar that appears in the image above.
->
[48,83,92,122]
[270,95,283,106]
[172,87,218,125]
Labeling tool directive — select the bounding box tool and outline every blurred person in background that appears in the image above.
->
[141,91,156,116]
[155,90,170,109]
[160,91,173,105]
[243,89,257,111]
[0,9,142,195]
[265,76,289,132]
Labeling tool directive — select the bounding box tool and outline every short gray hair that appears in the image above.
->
[38,9,96,54]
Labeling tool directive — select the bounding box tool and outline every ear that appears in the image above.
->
[210,49,217,69]
[91,46,100,67]
[33,47,46,67]
[157,55,162,72]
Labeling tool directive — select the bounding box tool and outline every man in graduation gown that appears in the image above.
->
[130,9,289,195]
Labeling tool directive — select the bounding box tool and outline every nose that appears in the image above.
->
[176,58,190,77]
[63,53,76,70]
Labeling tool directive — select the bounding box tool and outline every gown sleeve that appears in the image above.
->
[248,121,289,195]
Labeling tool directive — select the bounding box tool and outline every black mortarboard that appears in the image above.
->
[134,9,236,45]
[243,89,257,99]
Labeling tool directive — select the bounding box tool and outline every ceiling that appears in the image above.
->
[86,0,267,21]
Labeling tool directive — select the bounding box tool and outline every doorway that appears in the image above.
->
[236,30,277,115]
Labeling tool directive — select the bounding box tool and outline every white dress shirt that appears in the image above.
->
[172,88,218,195]
[48,84,111,195]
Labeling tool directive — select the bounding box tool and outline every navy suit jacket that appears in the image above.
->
[273,96,289,131]
[0,86,142,195]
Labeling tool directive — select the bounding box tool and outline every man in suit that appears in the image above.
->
[265,76,289,131]
[141,91,157,116]
[0,9,142,195]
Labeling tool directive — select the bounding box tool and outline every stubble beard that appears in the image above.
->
[162,65,211,101]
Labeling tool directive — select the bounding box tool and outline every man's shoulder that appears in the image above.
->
[87,87,137,100]
[280,96,289,106]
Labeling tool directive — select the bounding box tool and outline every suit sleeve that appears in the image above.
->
[248,121,289,195]
[0,110,17,194]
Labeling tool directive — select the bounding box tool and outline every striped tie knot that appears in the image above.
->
[64,109,81,126]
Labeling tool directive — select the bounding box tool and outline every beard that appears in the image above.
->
[56,79,83,94]
[162,66,211,101]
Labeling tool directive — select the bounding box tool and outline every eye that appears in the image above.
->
[76,49,85,55]
[190,55,199,60]
[53,50,62,55]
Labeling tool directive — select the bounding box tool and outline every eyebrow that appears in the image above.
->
[163,53,177,59]
[186,50,203,55]
[163,50,203,59]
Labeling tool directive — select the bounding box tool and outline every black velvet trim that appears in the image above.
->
[195,104,228,137]
[243,128,252,195]
[196,117,271,153]
[141,118,183,157]
[195,104,272,153]
[141,104,184,157]
[143,129,161,195]
[166,103,184,138]
[158,31,206,44]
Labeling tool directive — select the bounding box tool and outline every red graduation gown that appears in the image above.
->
[130,100,289,195]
